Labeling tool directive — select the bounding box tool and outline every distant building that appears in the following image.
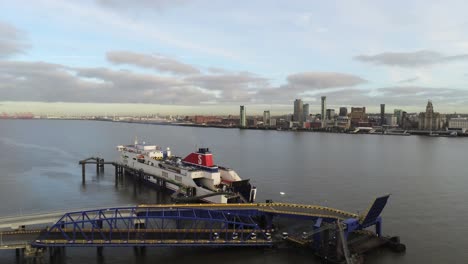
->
[384,114,397,126]
[334,116,351,130]
[448,117,468,130]
[339,107,348,117]
[270,118,277,127]
[350,107,367,127]
[380,104,385,126]
[247,118,257,127]
[326,109,335,120]
[418,101,444,130]
[321,96,326,128]
[303,104,310,122]
[294,99,304,124]
[263,110,271,126]
[192,116,222,124]
[394,109,403,126]
[240,105,246,128]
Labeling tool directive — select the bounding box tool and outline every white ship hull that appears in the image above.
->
[121,152,229,203]
[117,141,256,204]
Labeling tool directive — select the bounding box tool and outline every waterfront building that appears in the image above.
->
[394,109,403,126]
[380,104,385,126]
[448,117,468,130]
[384,114,397,126]
[247,118,257,127]
[240,105,246,128]
[326,109,335,120]
[192,116,222,124]
[334,116,351,130]
[303,104,310,122]
[294,99,304,124]
[418,101,444,130]
[321,96,326,128]
[263,110,271,126]
[339,107,348,117]
[350,107,367,127]
[270,118,277,127]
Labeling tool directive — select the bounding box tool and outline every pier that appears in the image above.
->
[79,157,246,203]
[0,157,406,263]
[79,157,113,183]
[0,195,405,263]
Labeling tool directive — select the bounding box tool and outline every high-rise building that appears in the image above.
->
[263,110,270,126]
[294,99,303,124]
[326,109,335,120]
[321,96,326,128]
[240,105,246,128]
[394,109,403,126]
[380,104,385,126]
[339,107,348,117]
[303,104,310,122]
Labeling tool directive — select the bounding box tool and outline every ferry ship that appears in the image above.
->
[117,139,257,204]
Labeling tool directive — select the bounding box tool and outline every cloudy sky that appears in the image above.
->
[1,0,468,115]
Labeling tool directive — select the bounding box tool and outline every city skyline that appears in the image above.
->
[2,1,468,114]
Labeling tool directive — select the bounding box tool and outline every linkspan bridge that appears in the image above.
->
[0,196,405,264]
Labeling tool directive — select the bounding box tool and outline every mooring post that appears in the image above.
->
[100,159,105,172]
[96,158,100,175]
[115,166,118,186]
[82,163,86,183]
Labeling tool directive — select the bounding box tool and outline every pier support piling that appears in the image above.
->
[82,163,86,183]
[97,246,103,257]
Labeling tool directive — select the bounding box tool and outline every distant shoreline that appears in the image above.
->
[1,118,467,137]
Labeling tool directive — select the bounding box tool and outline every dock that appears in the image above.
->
[0,157,406,263]
[0,195,405,263]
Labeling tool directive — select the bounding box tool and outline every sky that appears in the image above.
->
[1,0,468,115]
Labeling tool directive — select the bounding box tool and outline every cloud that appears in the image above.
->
[0,60,215,104]
[256,72,367,103]
[185,72,269,102]
[0,21,30,58]
[398,77,419,83]
[185,72,267,90]
[354,50,468,67]
[95,0,188,12]
[287,72,367,89]
[106,51,200,75]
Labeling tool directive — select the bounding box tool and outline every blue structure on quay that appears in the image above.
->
[0,195,404,263]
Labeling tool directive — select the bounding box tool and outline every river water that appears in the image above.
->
[0,119,467,263]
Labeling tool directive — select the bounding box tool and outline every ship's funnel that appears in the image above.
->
[182,148,214,167]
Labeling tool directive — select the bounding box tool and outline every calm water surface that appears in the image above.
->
[0,120,467,264]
